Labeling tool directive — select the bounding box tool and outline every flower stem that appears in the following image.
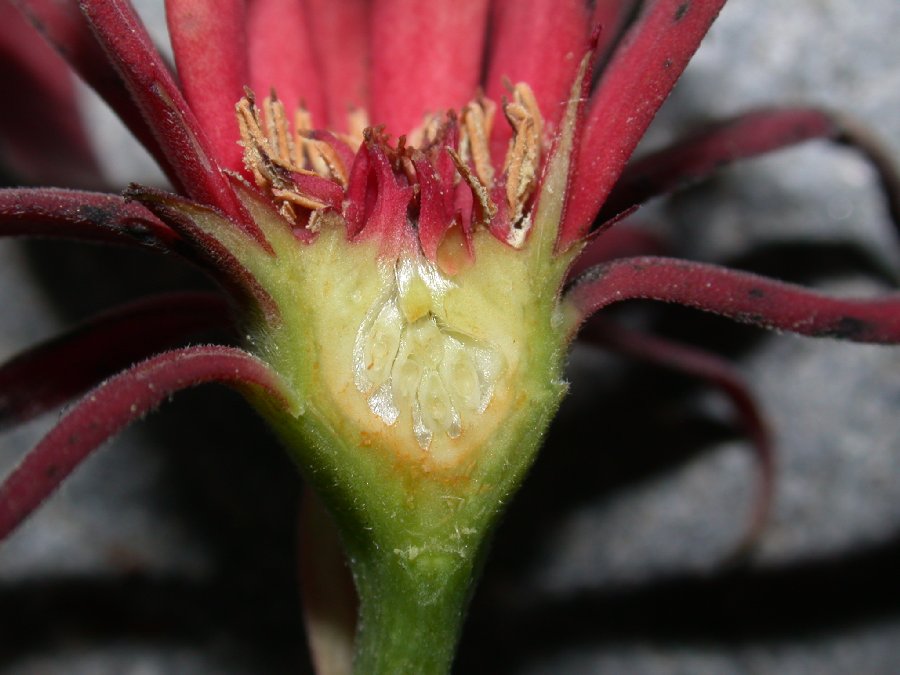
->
[349,541,479,674]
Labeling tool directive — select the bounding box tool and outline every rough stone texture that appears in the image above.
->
[1,1,899,673]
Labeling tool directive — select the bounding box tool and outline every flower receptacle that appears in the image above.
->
[224,192,571,672]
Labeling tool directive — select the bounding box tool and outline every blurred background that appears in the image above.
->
[1,1,899,672]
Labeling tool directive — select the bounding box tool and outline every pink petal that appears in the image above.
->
[247,0,325,124]
[0,292,231,429]
[166,0,248,173]
[485,0,590,155]
[0,346,294,541]
[566,256,900,343]
[304,0,369,131]
[0,187,182,251]
[370,0,489,136]
[562,0,728,247]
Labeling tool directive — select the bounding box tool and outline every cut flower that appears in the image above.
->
[1,0,900,672]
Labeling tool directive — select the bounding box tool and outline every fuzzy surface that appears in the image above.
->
[0,0,899,673]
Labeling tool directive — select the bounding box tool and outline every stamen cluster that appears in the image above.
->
[236,84,545,263]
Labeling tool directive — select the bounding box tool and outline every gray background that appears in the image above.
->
[1,0,899,672]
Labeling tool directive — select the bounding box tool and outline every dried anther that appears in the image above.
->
[459,96,497,187]
[237,90,345,223]
[502,83,543,242]
[238,81,546,253]
[448,147,497,226]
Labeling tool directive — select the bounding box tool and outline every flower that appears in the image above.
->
[1,0,899,672]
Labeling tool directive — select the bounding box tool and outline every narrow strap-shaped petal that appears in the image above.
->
[247,0,325,124]
[592,0,641,61]
[166,0,248,173]
[0,292,231,430]
[12,0,175,185]
[0,2,101,187]
[0,345,296,541]
[562,0,728,246]
[564,256,900,342]
[80,0,270,250]
[566,224,667,280]
[834,113,900,232]
[370,0,489,136]
[303,0,369,131]
[126,184,279,321]
[582,318,773,552]
[598,108,900,228]
[0,187,182,250]
[486,0,590,153]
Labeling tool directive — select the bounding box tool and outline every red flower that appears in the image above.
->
[0,1,898,671]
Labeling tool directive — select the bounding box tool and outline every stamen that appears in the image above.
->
[237,90,345,224]
[293,108,349,187]
[236,81,545,247]
[342,108,369,151]
[263,93,295,165]
[460,97,496,188]
[407,112,444,149]
[447,148,497,226]
[501,83,543,245]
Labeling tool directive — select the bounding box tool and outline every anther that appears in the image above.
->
[460,97,496,188]
[501,83,543,243]
[447,148,497,227]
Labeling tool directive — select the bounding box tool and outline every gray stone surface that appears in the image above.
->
[1,0,899,673]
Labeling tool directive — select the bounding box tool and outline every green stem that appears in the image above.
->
[350,546,477,675]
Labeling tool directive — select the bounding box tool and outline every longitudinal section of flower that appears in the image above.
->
[229,84,567,468]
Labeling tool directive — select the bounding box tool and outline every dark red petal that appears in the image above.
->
[0,292,231,430]
[290,172,344,211]
[414,153,455,261]
[566,223,667,280]
[592,0,641,61]
[343,143,373,238]
[0,3,101,187]
[80,0,270,250]
[0,187,182,251]
[598,108,868,224]
[166,0,248,173]
[486,0,590,155]
[126,185,279,322]
[345,141,414,253]
[833,113,900,233]
[0,345,295,541]
[562,0,728,247]
[12,0,175,184]
[304,0,369,131]
[566,256,900,343]
[247,0,325,124]
[370,0,489,136]
[582,319,773,551]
